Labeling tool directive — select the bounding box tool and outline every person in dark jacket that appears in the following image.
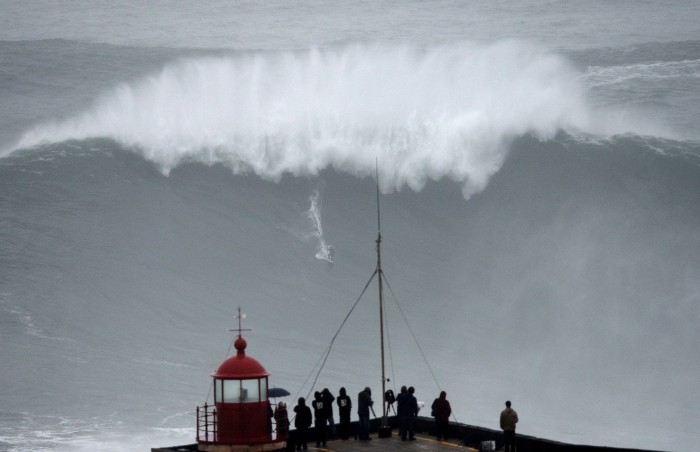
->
[267,401,274,436]
[312,391,327,447]
[357,387,374,440]
[406,386,418,440]
[336,387,352,440]
[274,401,289,439]
[396,386,409,440]
[322,387,337,439]
[431,391,452,441]
[293,397,312,451]
[500,400,519,452]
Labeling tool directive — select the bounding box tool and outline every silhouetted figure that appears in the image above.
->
[500,400,519,452]
[322,387,337,439]
[396,386,409,440]
[357,387,374,440]
[312,391,327,447]
[294,397,312,451]
[431,391,452,441]
[274,401,289,439]
[267,401,274,436]
[406,386,418,440]
[337,387,352,440]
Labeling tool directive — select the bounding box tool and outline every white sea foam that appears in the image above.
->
[14,41,631,198]
[307,189,334,262]
[3,304,76,342]
[584,58,700,86]
[0,411,194,452]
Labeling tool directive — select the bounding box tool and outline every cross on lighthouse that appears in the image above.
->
[229,306,252,338]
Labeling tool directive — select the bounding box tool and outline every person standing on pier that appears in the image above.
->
[293,397,312,451]
[312,391,327,447]
[406,386,418,440]
[500,400,519,452]
[337,387,352,440]
[357,387,374,440]
[397,386,410,440]
[322,388,337,439]
[431,391,452,441]
[274,401,289,438]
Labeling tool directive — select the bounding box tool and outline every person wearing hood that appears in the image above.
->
[357,387,374,440]
[406,386,418,440]
[312,391,327,447]
[431,391,452,441]
[293,397,312,451]
[336,387,352,440]
[396,386,409,440]
[322,387,337,439]
[274,401,289,438]
[500,400,519,452]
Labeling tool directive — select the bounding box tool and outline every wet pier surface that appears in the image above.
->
[298,433,477,451]
[154,416,662,452]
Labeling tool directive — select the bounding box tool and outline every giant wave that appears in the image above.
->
[12,41,672,198]
[2,40,700,452]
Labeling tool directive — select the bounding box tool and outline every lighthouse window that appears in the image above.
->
[260,377,267,401]
[215,378,265,403]
[215,379,223,403]
[240,379,260,403]
[221,379,244,403]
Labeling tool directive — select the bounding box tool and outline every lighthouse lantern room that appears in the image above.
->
[197,309,286,452]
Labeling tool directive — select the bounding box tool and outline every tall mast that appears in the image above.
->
[375,162,388,428]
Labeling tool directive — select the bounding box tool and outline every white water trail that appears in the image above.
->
[13,41,655,197]
[307,189,334,263]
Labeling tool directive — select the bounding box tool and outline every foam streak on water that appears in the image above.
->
[307,189,334,263]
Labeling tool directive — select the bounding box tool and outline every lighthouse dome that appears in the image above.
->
[212,336,270,378]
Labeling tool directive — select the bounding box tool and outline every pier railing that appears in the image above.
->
[195,403,288,444]
[196,403,217,443]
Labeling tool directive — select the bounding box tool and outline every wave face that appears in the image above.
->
[2,135,699,451]
[2,4,700,451]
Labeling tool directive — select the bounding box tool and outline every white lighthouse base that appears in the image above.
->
[198,441,286,452]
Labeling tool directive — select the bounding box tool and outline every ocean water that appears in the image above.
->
[1,1,699,451]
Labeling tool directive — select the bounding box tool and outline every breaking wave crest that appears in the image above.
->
[14,41,660,197]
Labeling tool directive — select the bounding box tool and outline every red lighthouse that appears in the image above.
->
[197,309,287,452]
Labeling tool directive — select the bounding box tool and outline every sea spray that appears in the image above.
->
[15,41,603,198]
